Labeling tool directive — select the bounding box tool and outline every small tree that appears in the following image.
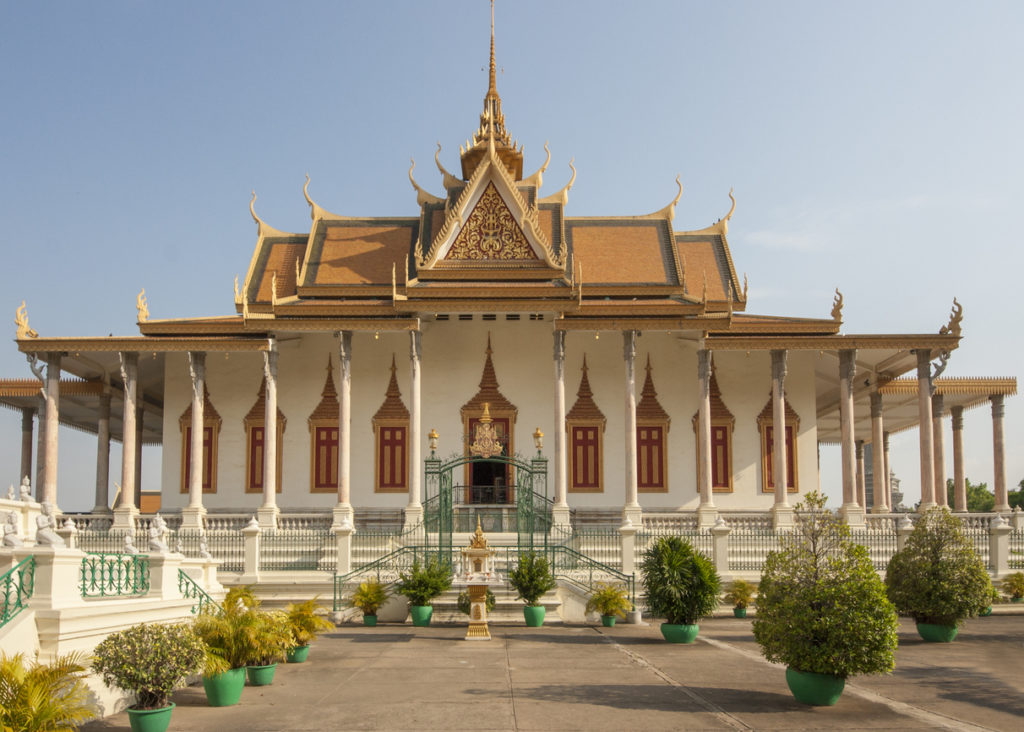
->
[885,507,991,626]
[508,552,557,606]
[640,536,720,625]
[396,558,452,607]
[1001,572,1024,600]
[945,478,995,512]
[753,492,898,678]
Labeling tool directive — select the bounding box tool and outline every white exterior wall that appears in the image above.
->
[159,322,818,512]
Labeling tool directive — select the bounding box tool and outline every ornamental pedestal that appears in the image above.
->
[453,518,501,641]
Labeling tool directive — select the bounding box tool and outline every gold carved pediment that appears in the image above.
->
[445,182,538,262]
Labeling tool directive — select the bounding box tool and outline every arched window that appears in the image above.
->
[373,356,410,492]
[567,356,605,493]
[636,356,670,492]
[756,392,800,493]
[179,385,221,494]
[308,358,339,493]
[244,376,286,494]
[691,368,734,492]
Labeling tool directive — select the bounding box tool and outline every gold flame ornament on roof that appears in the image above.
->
[469,403,502,458]
[469,516,490,549]
[15,301,38,339]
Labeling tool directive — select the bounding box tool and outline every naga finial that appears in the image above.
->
[233,275,240,303]
[408,158,443,205]
[249,189,262,229]
[940,297,963,337]
[15,301,38,339]
[136,288,149,323]
[831,288,844,322]
[720,188,737,235]
[303,173,315,212]
[742,273,749,301]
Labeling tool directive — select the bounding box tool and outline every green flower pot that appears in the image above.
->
[524,605,546,627]
[410,605,433,627]
[979,606,993,617]
[202,667,245,707]
[785,668,845,706]
[732,607,747,618]
[363,614,378,626]
[127,703,175,732]
[916,623,958,642]
[246,663,278,686]
[1012,597,1024,604]
[660,623,699,643]
[286,645,310,663]
[600,615,616,628]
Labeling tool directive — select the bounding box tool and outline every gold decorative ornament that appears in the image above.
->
[469,403,502,458]
[15,301,38,339]
[428,428,439,454]
[831,289,844,322]
[940,297,963,338]
[533,427,544,452]
[136,288,149,323]
[446,183,537,261]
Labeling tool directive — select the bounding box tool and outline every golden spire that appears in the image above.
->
[487,0,498,103]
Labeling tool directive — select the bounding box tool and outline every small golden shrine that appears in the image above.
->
[457,516,499,641]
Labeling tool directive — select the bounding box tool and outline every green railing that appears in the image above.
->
[333,545,449,611]
[1,556,35,628]
[80,553,150,597]
[542,545,635,605]
[178,569,222,615]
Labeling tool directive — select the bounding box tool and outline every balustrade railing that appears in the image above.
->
[960,524,992,569]
[635,529,713,568]
[178,569,222,614]
[642,514,699,533]
[851,527,898,570]
[728,529,781,572]
[80,553,150,597]
[260,529,334,571]
[1010,529,1024,570]
[572,529,622,571]
[1,556,35,628]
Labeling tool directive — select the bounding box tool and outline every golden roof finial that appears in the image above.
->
[831,288,844,322]
[15,301,38,339]
[940,297,963,337]
[488,0,498,102]
[136,288,149,323]
[470,515,489,549]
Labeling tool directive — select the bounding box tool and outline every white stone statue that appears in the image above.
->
[6,484,13,500]
[199,538,213,560]
[2,512,21,547]
[34,502,64,547]
[175,538,184,554]
[148,514,169,554]
[19,477,31,502]
[123,532,139,555]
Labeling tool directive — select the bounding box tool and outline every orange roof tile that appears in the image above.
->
[566,220,677,285]
[307,222,416,287]
[676,237,728,300]
[253,240,305,303]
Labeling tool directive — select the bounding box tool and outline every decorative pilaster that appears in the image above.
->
[552,331,570,527]
[113,352,139,530]
[622,331,641,525]
[931,393,947,507]
[696,349,716,527]
[403,330,424,529]
[916,350,936,510]
[870,393,887,513]
[838,349,863,526]
[991,394,1009,512]
[951,406,967,512]
[20,407,34,487]
[181,352,207,530]
[42,353,61,508]
[258,346,280,530]
[93,391,111,512]
[335,331,354,523]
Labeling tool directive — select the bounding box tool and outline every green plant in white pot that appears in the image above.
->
[885,507,991,642]
[754,492,898,706]
[92,623,205,732]
[508,551,557,627]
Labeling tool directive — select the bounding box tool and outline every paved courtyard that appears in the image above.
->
[85,615,1024,731]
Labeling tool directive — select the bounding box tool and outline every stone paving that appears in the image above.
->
[84,615,1024,731]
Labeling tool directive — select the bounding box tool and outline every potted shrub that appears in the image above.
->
[396,557,452,626]
[285,597,334,663]
[241,610,294,685]
[584,582,632,627]
[979,584,1000,616]
[457,587,496,615]
[508,551,558,627]
[723,579,757,618]
[0,651,95,731]
[885,507,991,642]
[753,492,898,706]
[93,623,205,732]
[1001,571,1024,603]
[349,579,391,626]
[192,600,248,707]
[640,535,721,643]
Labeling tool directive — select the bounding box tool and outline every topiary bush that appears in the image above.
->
[396,558,452,607]
[885,507,991,626]
[1001,571,1024,600]
[92,623,205,710]
[508,552,557,606]
[753,491,898,679]
[640,535,720,625]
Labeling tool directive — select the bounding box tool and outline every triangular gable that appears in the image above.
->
[417,148,564,275]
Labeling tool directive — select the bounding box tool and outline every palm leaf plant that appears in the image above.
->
[640,535,721,631]
[0,651,95,732]
[348,579,390,617]
[585,582,633,626]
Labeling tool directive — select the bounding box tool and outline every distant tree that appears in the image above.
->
[1009,480,1024,510]
[945,478,995,512]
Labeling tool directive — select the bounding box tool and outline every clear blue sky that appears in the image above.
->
[1,1,1021,511]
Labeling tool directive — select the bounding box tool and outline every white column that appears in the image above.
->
[180,352,207,530]
[883,431,892,508]
[838,349,863,524]
[93,391,111,512]
[991,394,1009,512]
[41,353,61,508]
[951,406,966,512]
[916,350,936,510]
[134,403,143,508]
[258,346,280,529]
[35,397,45,497]
[855,440,866,509]
[622,331,641,525]
[113,352,138,529]
[696,349,716,527]
[552,330,570,526]
[931,393,947,507]
[336,331,353,516]
[403,330,423,527]
[870,392,887,512]
[20,407,34,486]
[770,350,789,506]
